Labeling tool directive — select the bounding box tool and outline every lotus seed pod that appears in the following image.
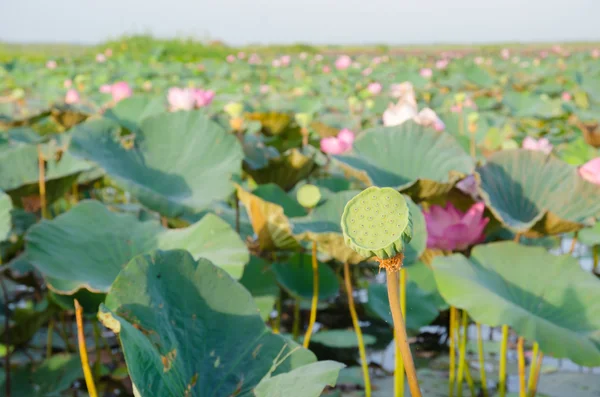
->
[296,184,321,208]
[341,187,412,260]
[294,112,313,129]
[224,102,244,118]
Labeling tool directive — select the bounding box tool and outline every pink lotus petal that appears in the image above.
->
[337,129,355,146]
[320,137,345,155]
[167,87,195,111]
[561,92,572,101]
[425,202,489,251]
[111,81,132,103]
[420,68,433,78]
[335,55,352,70]
[64,79,73,89]
[99,84,112,94]
[193,89,215,107]
[65,89,80,105]
[96,53,106,63]
[367,82,382,95]
[46,60,57,69]
[579,158,600,185]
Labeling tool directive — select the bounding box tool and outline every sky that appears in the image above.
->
[1,0,599,45]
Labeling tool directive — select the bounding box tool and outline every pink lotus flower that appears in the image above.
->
[592,49,600,59]
[456,175,479,199]
[415,108,445,131]
[272,59,281,68]
[299,52,308,60]
[474,57,484,65]
[540,51,549,58]
[390,82,416,100]
[193,88,215,107]
[522,137,553,154]
[322,65,331,73]
[435,59,449,69]
[104,48,113,57]
[335,55,352,70]
[280,55,291,66]
[314,54,324,62]
[501,48,510,60]
[46,60,57,69]
[248,54,261,65]
[99,84,112,93]
[561,92,572,101]
[579,158,600,185]
[260,85,270,94]
[110,81,132,103]
[65,89,80,104]
[168,87,196,111]
[424,202,489,251]
[320,128,355,155]
[96,53,106,63]
[226,55,236,63]
[237,51,246,59]
[420,68,432,78]
[362,67,373,76]
[372,56,382,65]
[367,82,382,95]
[383,101,418,127]
[64,79,73,89]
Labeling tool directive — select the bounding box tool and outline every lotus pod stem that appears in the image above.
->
[38,145,48,219]
[303,241,319,348]
[343,262,372,397]
[449,306,457,397]
[394,268,407,397]
[499,324,509,397]
[476,323,489,397]
[457,310,468,397]
[75,299,98,397]
[517,336,526,397]
[528,352,544,397]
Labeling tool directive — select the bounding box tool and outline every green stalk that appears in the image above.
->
[527,342,539,391]
[449,306,457,397]
[303,241,319,348]
[273,292,282,334]
[499,325,509,397]
[46,317,54,359]
[343,262,371,397]
[517,336,526,397]
[395,268,407,397]
[476,323,489,397]
[387,270,422,397]
[593,245,598,274]
[528,352,544,397]
[456,310,468,397]
[292,298,301,341]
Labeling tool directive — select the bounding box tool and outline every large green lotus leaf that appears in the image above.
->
[26,200,249,293]
[367,280,440,332]
[0,353,83,396]
[503,91,564,119]
[99,250,315,397]
[0,133,93,204]
[252,183,307,218]
[432,241,600,366]
[104,95,167,132]
[236,185,300,251]
[239,255,279,321]
[0,190,12,241]
[254,360,344,397]
[334,122,474,200]
[292,191,426,265]
[310,330,376,348]
[272,253,339,300]
[244,147,317,191]
[477,150,600,235]
[69,111,243,217]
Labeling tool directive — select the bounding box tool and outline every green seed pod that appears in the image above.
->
[294,112,313,129]
[296,184,321,208]
[341,187,412,259]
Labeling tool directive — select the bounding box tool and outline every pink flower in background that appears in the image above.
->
[280,55,291,66]
[320,128,355,155]
[367,82,382,95]
[435,59,449,69]
[46,60,57,69]
[390,82,416,100]
[383,101,418,127]
[237,52,246,59]
[561,92,572,101]
[579,158,600,185]
[272,59,281,67]
[474,57,484,65]
[592,49,600,59]
[96,53,106,63]
[540,51,549,58]
[415,108,445,131]
[110,82,132,103]
[424,202,489,251]
[104,48,113,57]
[372,56,382,65]
[142,81,153,91]
[248,53,261,65]
[193,89,215,107]
[99,84,112,93]
[501,48,510,59]
[226,55,236,63]
[522,137,553,154]
[168,87,196,111]
[314,54,324,62]
[335,55,352,70]
[65,89,80,104]
[260,85,270,94]
[420,68,433,78]
[63,79,73,89]
[322,65,331,73]
[362,67,373,76]
[299,52,308,60]
[456,175,479,199]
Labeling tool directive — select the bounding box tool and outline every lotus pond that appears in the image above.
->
[1,41,600,397]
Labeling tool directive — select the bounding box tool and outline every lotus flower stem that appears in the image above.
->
[395,268,407,397]
[292,297,301,340]
[464,359,476,397]
[343,262,372,397]
[387,269,422,397]
[0,274,11,397]
[92,321,102,381]
[527,342,539,391]
[476,323,489,397]
[46,317,54,358]
[234,194,240,234]
[37,145,48,219]
[517,336,526,397]
[71,183,79,204]
[456,310,469,397]
[568,232,578,255]
[499,324,509,397]
[273,293,282,334]
[592,245,598,274]
[74,299,98,397]
[303,241,319,348]
[449,306,457,397]
[527,352,544,397]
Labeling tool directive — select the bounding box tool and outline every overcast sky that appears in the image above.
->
[1,0,598,45]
